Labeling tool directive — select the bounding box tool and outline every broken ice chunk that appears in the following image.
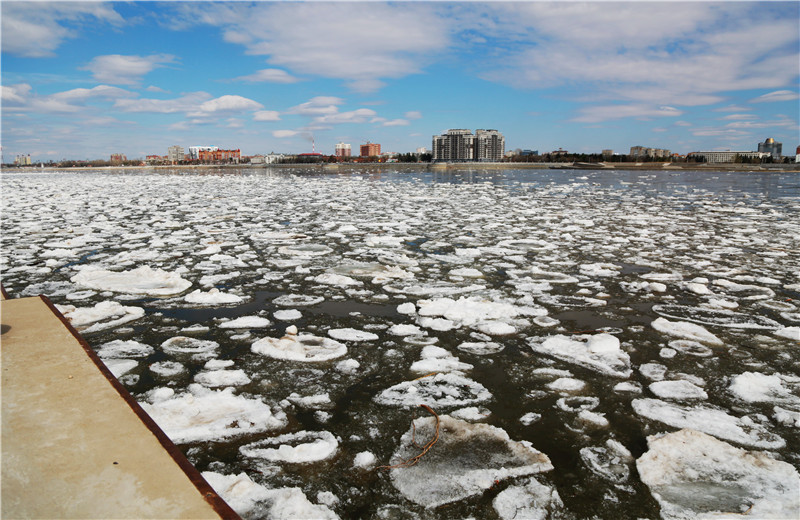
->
[251,333,347,362]
[374,372,491,408]
[240,430,338,463]
[528,334,631,378]
[492,477,564,520]
[637,429,799,519]
[71,265,191,296]
[651,317,723,346]
[388,415,552,508]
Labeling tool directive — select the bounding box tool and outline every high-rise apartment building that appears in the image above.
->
[167,145,184,163]
[360,142,381,156]
[188,146,218,160]
[475,129,505,161]
[630,146,670,159]
[335,142,352,157]
[432,129,505,162]
[14,154,31,166]
[758,137,782,159]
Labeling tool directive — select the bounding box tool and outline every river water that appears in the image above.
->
[2,167,799,518]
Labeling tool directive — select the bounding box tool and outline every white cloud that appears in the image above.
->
[1,2,123,57]
[750,90,800,103]
[114,92,213,114]
[186,95,264,118]
[178,2,449,92]
[253,110,281,122]
[404,111,423,120]
[382,119,410,127]
[273,130,299,138]
[83,54,176,85]
[2,84,33,105]
[721,114,757,121]
[4,84,136,113]
[315,108,376,125]
[233,68,299,83]
[572,105,683,124]
[287,96,344,116]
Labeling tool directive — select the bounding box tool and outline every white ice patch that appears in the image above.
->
[653,304,781,330]
[774,326,800,341]
[71,266,191,296]
[388,415,552,508]
[410,346,473,374]
[184,288,243,305]
[314,273,362,286]
[194,369,251,388]
[161,336,219,355]
[529,334,631,378]
[272,294,324,307]
[547,378,585,393]
[251,333,347,362]
[103,358,138,378]
[492,477,564,520]
[240,430,338,463]
[96,339,153,359]
[637,429,799,519]
[149,361,185,377]
[631,398,785,449]
[140,384,286,444]
[416,296,543,336]
[651,317,723,346]
[580,439,633,484]
[273,309,302,321]
[202,472,338,520]
[374,372,491,408]
[219,316,271,329]
[729,372,799,407]
[57,301,145,333]
[457,341,505,355]
[327,328,379,342]
[387,324,424,336]
[649,380,708,401]
[353,451,377,469]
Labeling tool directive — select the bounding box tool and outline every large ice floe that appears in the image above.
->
[240,430,338,463]
[57,301,145,333]
[637,429,799,519]
[140,384,286,444]
[374,372,491,408]
[251,329,347,362]
[387,415,553,508]
[71,265,191,296]
[528,333,631,377]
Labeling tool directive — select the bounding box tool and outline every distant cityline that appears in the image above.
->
[8,134,797,166]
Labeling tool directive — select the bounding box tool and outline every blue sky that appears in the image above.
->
[2,1,798,161]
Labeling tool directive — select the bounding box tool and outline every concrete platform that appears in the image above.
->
[1,294,239,519]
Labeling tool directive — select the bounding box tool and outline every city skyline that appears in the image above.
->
[2,1,798,162]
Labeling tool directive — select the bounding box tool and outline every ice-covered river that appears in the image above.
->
[2,167,799,519]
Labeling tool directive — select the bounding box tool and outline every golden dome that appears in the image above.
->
[766,137,774,144]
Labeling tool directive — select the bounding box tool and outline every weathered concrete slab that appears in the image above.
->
[1,295,238,519]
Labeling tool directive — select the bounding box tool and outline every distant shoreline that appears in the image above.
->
[3,161,799,173]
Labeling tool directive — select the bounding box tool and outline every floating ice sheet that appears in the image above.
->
[388,415,552,508]
[71,265,191,296]
[240,430,338,463]
[57,301,145,333]
[252,332,347,362]
[528,334,631,378]
[637,429,799,519]
[374,372,491,408]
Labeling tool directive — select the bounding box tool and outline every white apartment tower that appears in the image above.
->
[335,142,351,157]
[475,129,505,162]
[167,145,184,163]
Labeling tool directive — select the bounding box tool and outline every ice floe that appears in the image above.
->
[71,265,191,296]
[184,288,243,305]
[529,333,631,378]
[251,331,347,362]
[161,336,220,356]
[141,384,286,444]
[651,317,723,346]
[375,372,491,408]
[219,315,271,329]
[580,439,633,484]
[57,301,145,333]
[96,339,153,359]
[327,328,378,342]
[637,429,799,519]
[632,398,785,449]
[240,430,338,463]
[492,477,564,520]
[388,415,553,508]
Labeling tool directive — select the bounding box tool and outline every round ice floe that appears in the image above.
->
[194,369,251,388]
[278,243,332,257]
[651,317,723,346]
[272,294,324,307]
[547,377,585,392]
[396,302,416,315]
[449,267,483,278]
[374,372,491,408]
[161,336,220,355]
[774,326,800,341]
[140,384,286,444]
[556,396,599,413]
[240,430,338,463]
[537,294,607,308]
[457,341,505,355]
[649,380,708,401]
[631,398,785,449]
[66,290,96,300]
[184,288,243,305]
[251,334,347,362]
[388,415,553,508]
[580,440,633,484]
[533,316,559,327]
[219,316,271,329]
[653,304,781,330]
[519,412,542,426]
[729,372,798,405]
[668,340,713,357]
[493,477,564,520]
[71,266,192,296]
[274,309,302,321]
[57,301,145,333]
[149,361,185,377]
[327,328,379,342]
[313,273,362,286]
[103,359,138,378]
[96,339,153,359]
[529,334,631,378]
[353,451,377,469]
[637,429,799,519]
[410,347,472,374]
[388,324,424,336]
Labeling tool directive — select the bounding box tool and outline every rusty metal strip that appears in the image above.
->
[39,295,241,520]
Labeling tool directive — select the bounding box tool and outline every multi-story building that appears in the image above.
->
[432,129,475,162]
[335,142,352,157]
[757,137,782,159]
[630,146,670,159]
[110,153,127,163]
[416,147,428,155]
[188,146,218,160]
[602,149,614,157]
[475,129,505,162]
[198,149,240,163]
[360,142,381,157]
[167,145,185,163]
[14,154,31,166]
[690,151,770,163]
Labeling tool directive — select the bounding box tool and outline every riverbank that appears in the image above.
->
[4,161,799,173]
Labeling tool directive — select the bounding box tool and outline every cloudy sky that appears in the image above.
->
[2,1,798,161]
